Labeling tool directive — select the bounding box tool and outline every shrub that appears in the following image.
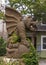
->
[0,37,6,56]
[21,38,39,65]
[0,11,4,19]
[9,32,20,44]
[0,37,4,46]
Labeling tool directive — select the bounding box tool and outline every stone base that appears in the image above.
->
[6,43,30,58]
[3,57,25,65]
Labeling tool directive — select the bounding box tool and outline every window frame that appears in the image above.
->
[41,35,46,50]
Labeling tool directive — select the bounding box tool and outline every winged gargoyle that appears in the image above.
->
[5,7,37,58]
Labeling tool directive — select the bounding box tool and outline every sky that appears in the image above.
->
[0,0,5,4]
[0,0,9,6]
[2,0,5,4]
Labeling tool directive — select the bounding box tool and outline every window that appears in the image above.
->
[41,35,46,50]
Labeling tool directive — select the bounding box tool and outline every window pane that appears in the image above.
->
[43,43,46,49]
[43,38,46,49]
[43,38,46,43]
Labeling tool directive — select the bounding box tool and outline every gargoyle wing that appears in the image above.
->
[5,7,22,36]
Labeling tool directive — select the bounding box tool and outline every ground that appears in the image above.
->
[0,57,46,65]
[39,59,46,65]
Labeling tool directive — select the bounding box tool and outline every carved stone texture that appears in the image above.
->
[17,21,26,40]
[18,44,29,57]
[24,16,33,28]
[17,21,30,47]
[24,16,37,31]
[5,7,36,58]
[6,43,30,58]
[21,40,30,48]
[7,43,19,49]
[6,48,19,58]
[12,42,19,48]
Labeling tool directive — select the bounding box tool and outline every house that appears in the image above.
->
[26,18,46,58]
[36,22,46,58]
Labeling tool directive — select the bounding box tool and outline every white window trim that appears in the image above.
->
[41,35,46,50]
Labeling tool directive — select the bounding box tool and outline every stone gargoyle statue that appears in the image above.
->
[5,7,37,58]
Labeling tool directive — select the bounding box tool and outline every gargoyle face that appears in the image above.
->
[23,16,37,31]
[29,24,37,31]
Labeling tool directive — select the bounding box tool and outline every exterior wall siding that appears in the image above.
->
[36,32,46,58]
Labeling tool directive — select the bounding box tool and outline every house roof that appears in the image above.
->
[37,25,46,32]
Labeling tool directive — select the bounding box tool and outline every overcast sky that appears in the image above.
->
[0,0,5,4]
[0,0,9,6]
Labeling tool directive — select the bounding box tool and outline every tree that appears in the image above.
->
[9,0,46,21]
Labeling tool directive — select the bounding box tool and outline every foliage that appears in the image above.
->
[0,58,6,65]
[0,37,4,46]
[9,32,20,44]
[0,58,21,65]
[0,11,4,19]
[0,48,6,56]
[21,38,39,65]
[0,37,6,56]
[9,0,46,21]
[32,0,46,21]
[11,61,21,65]
[0,60,5,65]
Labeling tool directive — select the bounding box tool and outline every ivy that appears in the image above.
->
[0,11,4,19]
